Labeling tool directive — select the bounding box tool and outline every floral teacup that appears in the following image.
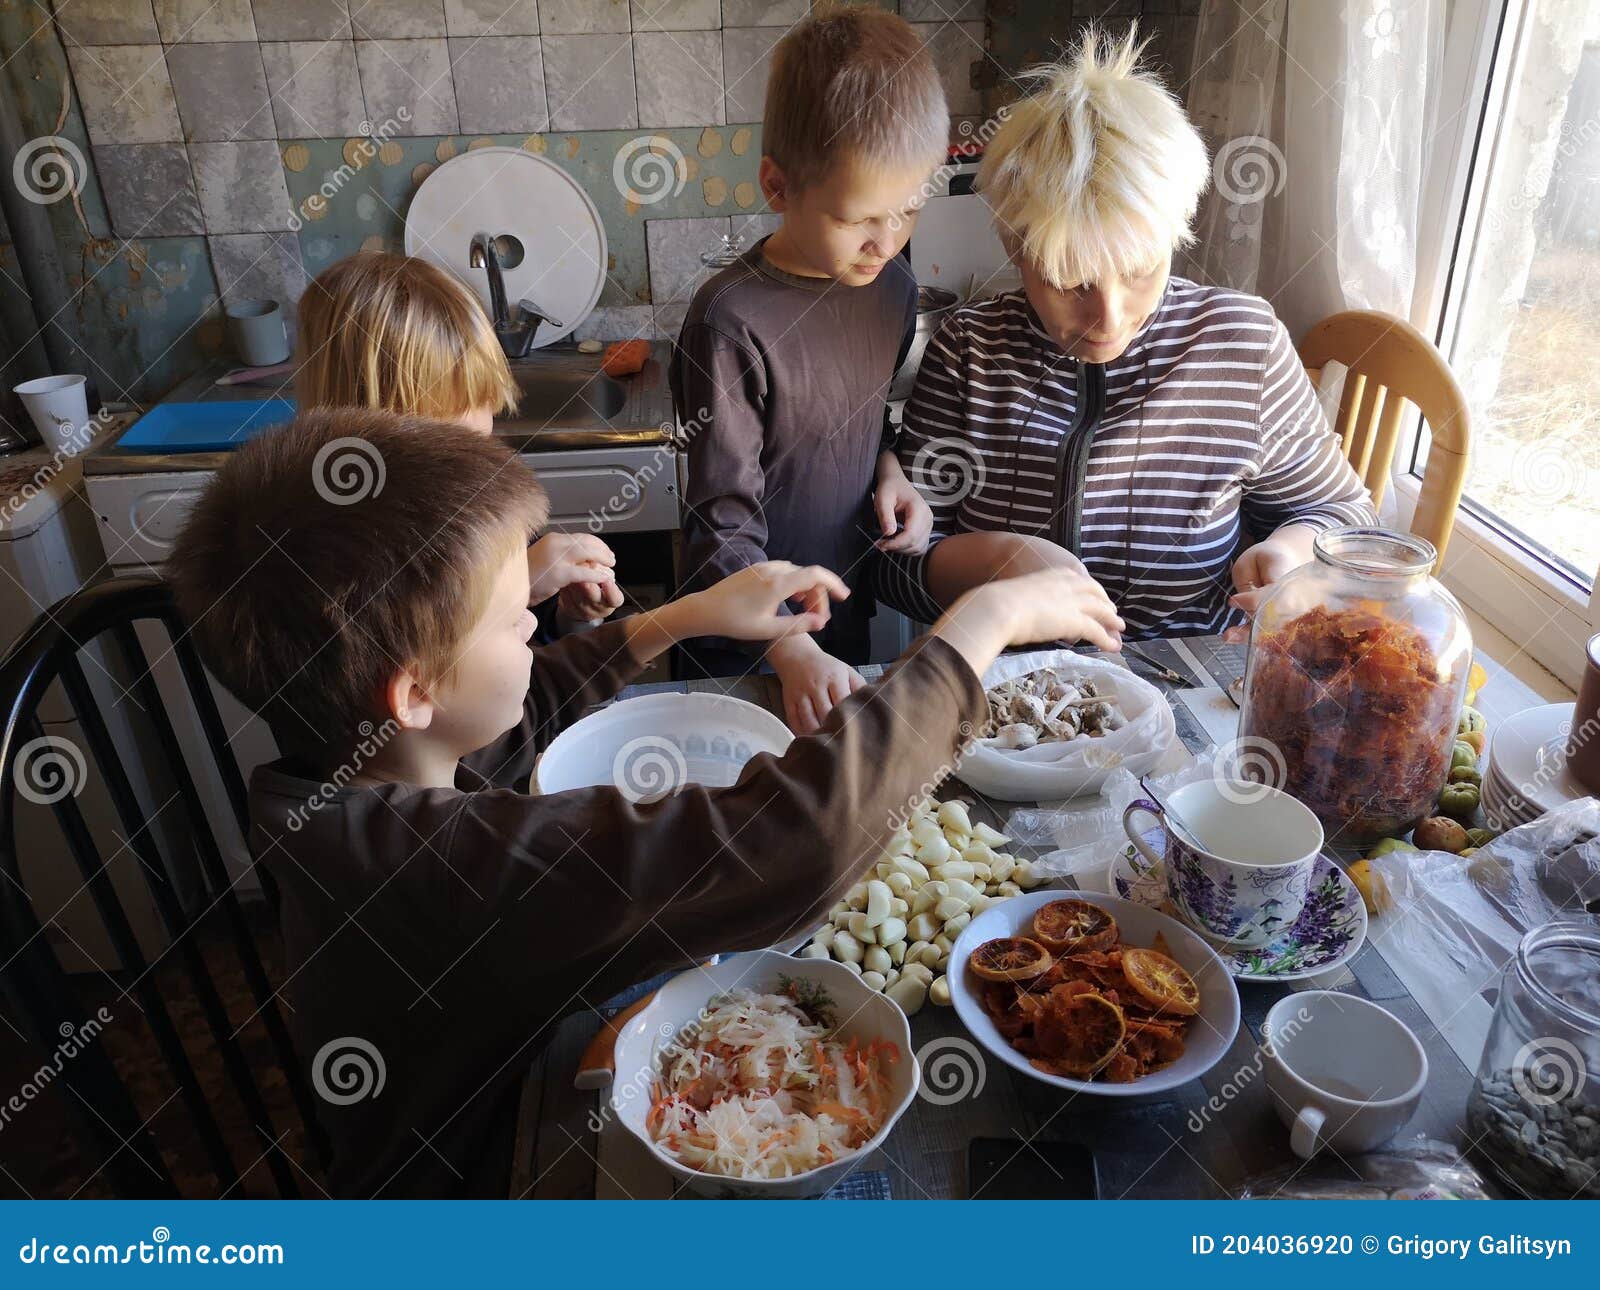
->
[1122,780,1324,948]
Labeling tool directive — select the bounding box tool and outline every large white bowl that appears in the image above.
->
[948,890,1240,1098]
[531,691,792,798]
[610,950,920,1198]
[957,650,1177,802]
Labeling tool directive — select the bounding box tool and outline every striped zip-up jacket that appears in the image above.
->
[875,277,1376,637]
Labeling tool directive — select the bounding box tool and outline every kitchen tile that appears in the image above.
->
[721,25,785,124]
[720,0,806,24]
[67,46,183,146]
[53,0,159,45]
[449,36,547,134]
[444,0,541,34]
[166,42,275,142]
[899,0,982,18]
[634,30,722,129]
[729,209,779,248]
[543,33,636,131]
[354,39,460,135]
[572,304,658,341]
[646,215,728,306]
[349,0,447,39]
[153,0,258,42]
[93,144,204,237]
[190,140,295,232]
[207,231,308,316]
[263,40,368,138]
[250,0,351,40]
[630,0,719,32]
[909,20,983,117]
[537,0,629,34]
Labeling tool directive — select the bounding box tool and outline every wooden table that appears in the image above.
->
[513,635,1568,1199]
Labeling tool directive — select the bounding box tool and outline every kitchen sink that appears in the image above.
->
[506,357,626,428]
[491,343,675,451]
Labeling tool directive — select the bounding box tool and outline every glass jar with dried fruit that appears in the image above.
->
[1236,527,1472,847]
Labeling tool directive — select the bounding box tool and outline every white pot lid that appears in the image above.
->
[403,146,606,349]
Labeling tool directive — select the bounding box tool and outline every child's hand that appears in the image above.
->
[873,453,933,554]
[557,578,624,623]
[680,561,849,642]
[768,635,866,734]
[528,532,616,604]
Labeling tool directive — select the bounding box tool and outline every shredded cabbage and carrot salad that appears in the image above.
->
[646,988,899,1180]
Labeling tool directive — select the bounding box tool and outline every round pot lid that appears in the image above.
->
[404,146,606,349]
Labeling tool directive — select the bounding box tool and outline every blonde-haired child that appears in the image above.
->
[296,251,621,620]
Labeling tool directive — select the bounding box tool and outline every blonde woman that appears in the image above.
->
[875,29,1375,643]
[296,252,621,621]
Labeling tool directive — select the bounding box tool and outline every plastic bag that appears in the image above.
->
[1364,798,1600,1023]
[955,651,1177,802]
[1235,1137,1492,1199]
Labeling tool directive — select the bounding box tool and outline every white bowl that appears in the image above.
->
[947,890,1240,1097]
[531,691,792,798]
[610,950,920,1198]
[957,650,1177,802]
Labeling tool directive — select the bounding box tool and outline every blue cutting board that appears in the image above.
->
[115,399,296,454]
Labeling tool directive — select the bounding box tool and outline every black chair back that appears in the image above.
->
[0,574,327,1196]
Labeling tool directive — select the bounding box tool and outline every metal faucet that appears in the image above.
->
[468,231,564,360]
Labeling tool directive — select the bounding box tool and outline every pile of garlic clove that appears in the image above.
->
[798,797,1040,1015]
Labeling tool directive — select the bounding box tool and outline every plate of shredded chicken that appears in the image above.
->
[612,950,919,1196]
[958,651,1177,801]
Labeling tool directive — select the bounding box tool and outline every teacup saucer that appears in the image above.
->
[1104,832,1368,981]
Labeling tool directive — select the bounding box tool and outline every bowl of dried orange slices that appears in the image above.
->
[947,891,1239,1096]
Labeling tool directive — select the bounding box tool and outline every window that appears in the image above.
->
[1431,0,1600,591]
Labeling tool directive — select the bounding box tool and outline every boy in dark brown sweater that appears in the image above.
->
[168,408,1122,1197]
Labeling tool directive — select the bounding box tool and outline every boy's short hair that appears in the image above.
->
[168,408,547,757]
[980,26,1210,290]
[295,252,519,421]
[763,5,948,192]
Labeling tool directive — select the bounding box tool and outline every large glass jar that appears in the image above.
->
[1237,527,1472,847]
[1465,922,1600,1198]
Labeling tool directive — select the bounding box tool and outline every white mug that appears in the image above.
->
[13,373,89,454]
[1123,778,1323,947]
[1263,991,1428,1159]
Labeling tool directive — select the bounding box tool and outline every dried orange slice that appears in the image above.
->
[969,937,1054,983]
[1120,948,1201,1016]
[1033,989,1126,1077]
[1031,899,1118,954]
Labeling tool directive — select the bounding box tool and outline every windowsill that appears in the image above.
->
[1390,472,1594,690]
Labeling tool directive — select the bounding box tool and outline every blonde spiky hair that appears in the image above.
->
[979,27,1210,290]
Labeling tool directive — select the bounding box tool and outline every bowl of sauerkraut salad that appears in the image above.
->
[611,949,919,1197]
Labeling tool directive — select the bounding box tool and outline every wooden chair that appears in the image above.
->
[1298,309,1471,562]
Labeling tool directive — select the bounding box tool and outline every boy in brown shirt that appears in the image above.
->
[672,7,947,735]
[168,408,1121,1197]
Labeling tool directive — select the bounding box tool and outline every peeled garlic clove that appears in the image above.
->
[876,916,907,946]
[971,822,1008,847]
[800,943,831,960]
[934,895,968,922]
[888,897,909,919]
[929,975,953,1006]
[898,961,935,987]
[886,976,928,1016]
[860,970,887,992]
[887,939,907,966]
[864,879,893,927]
[885,871,913,898]
[863,945,892,976]
[846,912,878,944]
[1012,860,1040,889]
[943,911,971,936]
[832,930,864,963]
[906,911,941,942]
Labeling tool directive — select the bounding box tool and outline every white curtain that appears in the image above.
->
[1181,0,1447,336]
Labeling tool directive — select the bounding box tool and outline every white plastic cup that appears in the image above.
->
[13,374,89,454]
[225,298,290,366]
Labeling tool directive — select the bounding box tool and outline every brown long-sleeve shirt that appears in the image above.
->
[670,240,916,663]
[248,622,984,1197]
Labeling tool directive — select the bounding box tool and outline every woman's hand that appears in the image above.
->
[1226,523,1318,639]
[873,452,933,554]
[528,532,616,604]
[768,634,867,734]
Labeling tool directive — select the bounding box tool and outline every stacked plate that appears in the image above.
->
[1481,702,1590,831]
